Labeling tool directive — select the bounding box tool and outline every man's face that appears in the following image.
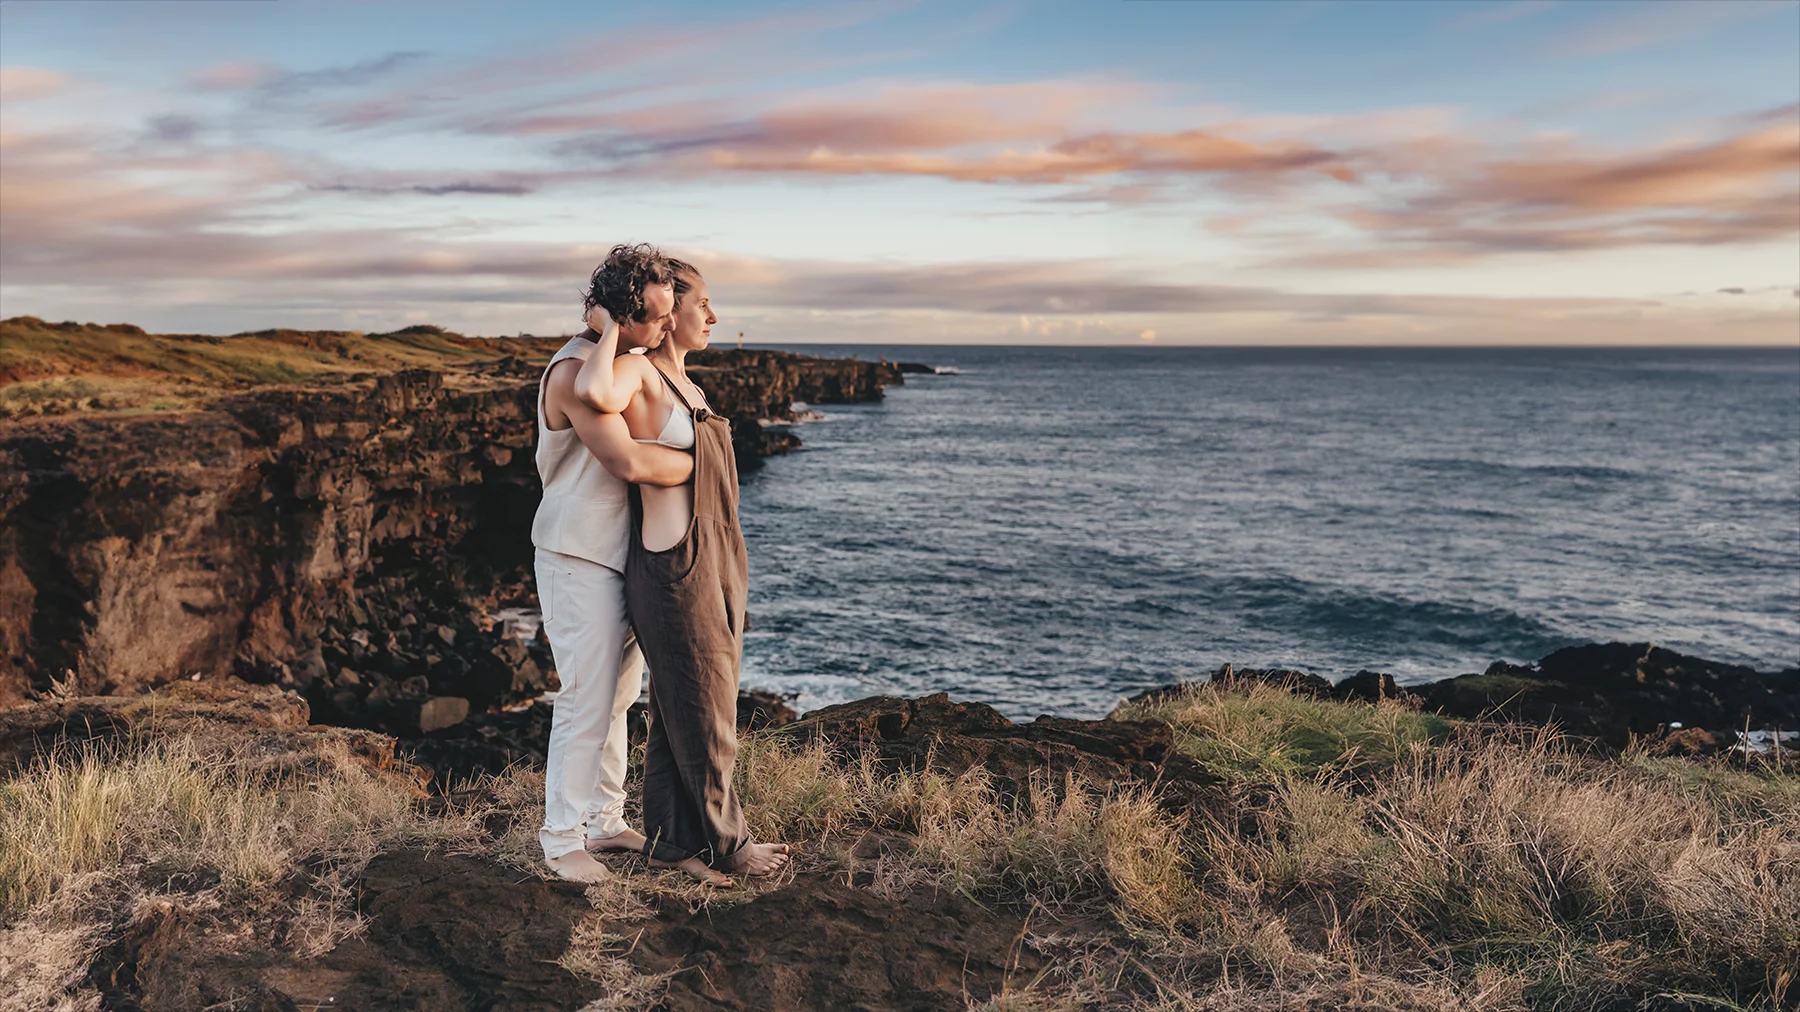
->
[619,282,675,350]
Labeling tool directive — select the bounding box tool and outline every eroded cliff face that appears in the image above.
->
[0,368,540,707]
[0,352,899,711]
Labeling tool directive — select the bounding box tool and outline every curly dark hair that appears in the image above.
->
[584,243,673,324]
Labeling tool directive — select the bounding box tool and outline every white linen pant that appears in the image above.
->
[535,548,644,861]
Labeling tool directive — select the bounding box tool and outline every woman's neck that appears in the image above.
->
[648,341,688,378]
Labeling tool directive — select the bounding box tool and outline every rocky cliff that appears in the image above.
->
[687,347,905,461]
[0,344,899,713]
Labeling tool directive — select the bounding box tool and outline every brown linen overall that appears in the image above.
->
[625,365,752,868]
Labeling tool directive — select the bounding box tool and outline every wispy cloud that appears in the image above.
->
[314,179,537,197]
[686,252,1668,320]
[256,51,427,100]
[1291,118,1800,263]
[505,80,1355,188]
[4,0,1794,343]
[0,67,69,102]
[1548,0,1792,58]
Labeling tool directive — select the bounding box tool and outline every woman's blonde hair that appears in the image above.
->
[664,257,703,309]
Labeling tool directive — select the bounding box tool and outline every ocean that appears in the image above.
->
[735,346,1800,720]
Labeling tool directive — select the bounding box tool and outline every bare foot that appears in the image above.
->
[546,850,613,884]
[585,828,647,854]
[723,842,791,876]
[650,855,734,888]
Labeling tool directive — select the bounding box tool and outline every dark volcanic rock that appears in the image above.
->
[1334,669,1404,702]
[632,874,1043,1012]
[1211,665,1336,697]
[0,347,893,712]
[405,687,801,786]
[395,694,470,735]
[1138,645,1794,747]
[737,687,799,731]
[785,692,1221,809]
[0,370,544,706]
[1421,643,1800,745]
[89,849,602,1012]
[686,347,900,468]
[1128,667,1410,710]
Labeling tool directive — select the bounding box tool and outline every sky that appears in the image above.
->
[1,0,1796,345]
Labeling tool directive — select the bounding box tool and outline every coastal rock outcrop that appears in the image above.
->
[686,347,904,466]
[1147,644,1797,749]
[1419,642,1799,746]
[0,368,547,710]
[0,349,898,712]
[403,685,799,786]
[783,691,1221,808]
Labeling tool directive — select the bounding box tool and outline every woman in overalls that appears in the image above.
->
[576,258,791,887]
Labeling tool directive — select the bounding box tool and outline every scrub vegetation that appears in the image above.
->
[2,682,1793,1012]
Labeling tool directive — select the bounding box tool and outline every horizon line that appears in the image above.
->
[5,315,1796,352]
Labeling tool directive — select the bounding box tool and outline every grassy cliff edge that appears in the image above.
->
[2,679,1793,1012]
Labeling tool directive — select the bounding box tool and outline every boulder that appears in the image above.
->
[1333,669,1403,702]
[1422,643,1799,745]
[737,688,798,731]
[395,695,470,735]
[783,692,1220,810]
[1208,664,1335,697]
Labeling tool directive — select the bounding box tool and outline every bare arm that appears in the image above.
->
[572,308,632,413]
[546,359,693,487]
[572,409,695,486]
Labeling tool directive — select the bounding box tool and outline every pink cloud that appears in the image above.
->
[1283,120,1800,261]
[1466,122,1800,211]
[0,68,70,102]
[515,80,1354,187]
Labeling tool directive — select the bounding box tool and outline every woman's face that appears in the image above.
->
[672,275,716,352]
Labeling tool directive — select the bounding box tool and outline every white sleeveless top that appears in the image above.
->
[530,335,631,571]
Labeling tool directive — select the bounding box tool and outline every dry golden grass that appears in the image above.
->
[5,689,1793,1012]
[0,733,472,916]
[740,708,1797,1010]
[1181,727,1799,1010]
[735,735,1198,927]
[561,904,672,1012]
[0,729,502,1011]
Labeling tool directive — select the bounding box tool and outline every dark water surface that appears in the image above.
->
[735,346,1800,720]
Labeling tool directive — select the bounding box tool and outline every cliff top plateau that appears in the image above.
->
[0,316,574,418]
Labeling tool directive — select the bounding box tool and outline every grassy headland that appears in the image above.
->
[2,681,1792,1011]
[0,316,555,418]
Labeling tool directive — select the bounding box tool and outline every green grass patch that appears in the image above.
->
[1110,679,1453,781]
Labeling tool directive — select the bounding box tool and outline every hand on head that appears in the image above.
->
[586,304,613,334]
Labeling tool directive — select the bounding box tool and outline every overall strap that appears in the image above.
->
[645,360,706,414]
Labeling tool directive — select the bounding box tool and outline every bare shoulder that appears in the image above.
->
[614,352,656,381]
[544,357,583,397]
[615,353,664,399]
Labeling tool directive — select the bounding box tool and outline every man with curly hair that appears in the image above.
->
[530,243,686,883]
